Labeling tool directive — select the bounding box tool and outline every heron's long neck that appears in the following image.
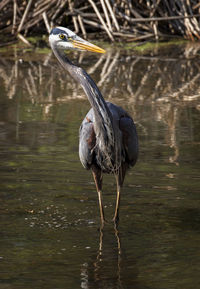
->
[53,47,114,135]
[52,46,122,172]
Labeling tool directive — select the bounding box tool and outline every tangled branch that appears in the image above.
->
[0,0,200,46]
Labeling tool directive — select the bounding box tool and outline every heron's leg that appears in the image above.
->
[113,164,126,224]
[92,166,105,224]
[113,180,121,224]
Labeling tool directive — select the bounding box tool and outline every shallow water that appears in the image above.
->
[0,42,200,289]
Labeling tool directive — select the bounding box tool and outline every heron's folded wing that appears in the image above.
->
[119,116,138,167]
[79,121,96,169]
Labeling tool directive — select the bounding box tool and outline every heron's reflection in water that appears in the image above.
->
[80,225,122,289]
[80,224,139,289]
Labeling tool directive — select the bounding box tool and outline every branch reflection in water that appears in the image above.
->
[0,42,199,167]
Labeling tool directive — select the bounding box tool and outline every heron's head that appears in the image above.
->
[49,27,105,53]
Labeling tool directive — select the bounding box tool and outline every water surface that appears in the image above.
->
[0,42,200,289]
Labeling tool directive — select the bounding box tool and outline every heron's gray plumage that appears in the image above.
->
[49,27,138,224]
[51,43,123,173]
[79,102,138,173]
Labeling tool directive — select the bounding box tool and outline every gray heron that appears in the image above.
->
[49,27,138,225]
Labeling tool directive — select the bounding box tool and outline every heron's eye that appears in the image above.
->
[59,34,66,40]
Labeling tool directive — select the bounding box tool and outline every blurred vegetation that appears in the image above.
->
[0,0,200,47]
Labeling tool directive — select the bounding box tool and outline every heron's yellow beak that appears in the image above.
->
[72,39,106,54]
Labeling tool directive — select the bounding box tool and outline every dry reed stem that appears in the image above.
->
[0,0,200,44]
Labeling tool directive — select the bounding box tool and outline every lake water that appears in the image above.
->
[0,41,200,289]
